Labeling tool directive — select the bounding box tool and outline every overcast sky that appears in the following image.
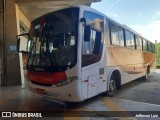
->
[91,0,160,43]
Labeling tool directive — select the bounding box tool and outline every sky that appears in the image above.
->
[91,0,160,43]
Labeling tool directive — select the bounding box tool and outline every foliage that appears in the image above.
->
[156,42,160,66]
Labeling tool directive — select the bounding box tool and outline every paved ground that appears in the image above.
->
[115,70,160,105]
[0,70,160,120]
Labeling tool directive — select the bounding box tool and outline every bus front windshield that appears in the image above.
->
[27,8,79,72]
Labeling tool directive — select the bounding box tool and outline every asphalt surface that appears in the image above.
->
[115,70,160,105]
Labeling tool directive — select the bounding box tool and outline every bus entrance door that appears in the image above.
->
[88,75,98,98]
[81,64,99,99]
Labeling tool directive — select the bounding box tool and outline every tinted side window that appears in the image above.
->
[82,11,104,67]
[125,30,135,49]
[153,44,155,53]
[150,43,155,53]
[110,24,119,45]
[118,27,125,46]
[110,23,124,46]
[143,39,148,52]
[148,42,153,52]
[135,36,142,50]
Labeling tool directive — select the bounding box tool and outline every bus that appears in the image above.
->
[17,5,155,102]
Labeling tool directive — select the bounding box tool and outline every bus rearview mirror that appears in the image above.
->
[80,18,86,26]
[16,33,30,54]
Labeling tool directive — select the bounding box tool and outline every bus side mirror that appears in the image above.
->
[84,26,91,42]
[16,33,30,54]
[81,18,91,42]
[80,18,86,26]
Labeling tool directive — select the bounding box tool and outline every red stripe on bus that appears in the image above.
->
[27,71,67,85]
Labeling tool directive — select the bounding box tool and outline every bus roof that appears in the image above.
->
[77,5,153,44]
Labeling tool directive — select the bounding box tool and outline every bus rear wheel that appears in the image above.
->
[107,76,116,97]
[144,66,150,80]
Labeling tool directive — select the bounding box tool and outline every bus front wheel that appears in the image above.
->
[107,76,116,97]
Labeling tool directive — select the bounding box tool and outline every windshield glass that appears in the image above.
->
[27,8,79,72]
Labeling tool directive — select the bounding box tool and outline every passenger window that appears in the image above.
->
[110,23,124,47]
[152,44,155,53]
[82,11,104,67]
[149,43,155,53]
[143,39,148,52]
[135,36,142,50]
[118,28,125,46]
[125,30,135,49]
[148,42,153,52]
[110,24,119,45]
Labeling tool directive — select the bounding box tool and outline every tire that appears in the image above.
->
[144,66,149,80]
[145,72,148,80]
[107,75,117,97]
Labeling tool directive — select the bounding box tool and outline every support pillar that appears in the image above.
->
[4,0,21,85]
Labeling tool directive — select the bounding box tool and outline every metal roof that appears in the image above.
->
[16,0,101,21]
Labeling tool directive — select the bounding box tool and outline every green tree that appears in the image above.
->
[156,42,160,66]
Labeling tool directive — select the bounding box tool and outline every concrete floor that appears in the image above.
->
[115,70,160,105]
[0,70,160,120]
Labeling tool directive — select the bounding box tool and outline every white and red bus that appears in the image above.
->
[17,5,155,102]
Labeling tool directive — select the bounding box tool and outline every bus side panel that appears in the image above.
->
[106,45,145,84]
[97,45,108,94]
[143,52,156,70]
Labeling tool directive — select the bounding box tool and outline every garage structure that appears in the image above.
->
[0,0,101,86]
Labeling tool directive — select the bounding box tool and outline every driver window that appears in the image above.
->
[82,11,104,67]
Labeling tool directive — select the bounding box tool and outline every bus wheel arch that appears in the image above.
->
[107,69,121,97]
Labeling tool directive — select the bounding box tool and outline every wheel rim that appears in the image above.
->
[109,80,116,93]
